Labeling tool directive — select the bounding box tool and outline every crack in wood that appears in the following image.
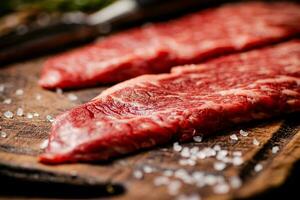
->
[239,113,300,181]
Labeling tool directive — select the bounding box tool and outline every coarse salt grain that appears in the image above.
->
[190,146,199,154]
[0,84,4,92]
[193,135,203,143]
[4,111,13,119]
[3,98,12,104]
[56,88,63,94]
[230,134,238,141]
[0,131,8,138]
[173,142,182,152]
[254,164,263,172]
[163,170,173,177]
[180,159,196,166]
[68,93,78,101]
[33,112,39,117]
[214,162,226,171]
[233,151,242,157]
[143,165,153,173]
[36,94,42,100]
[39,139,49,149]
[15,89,24,96]
[46,115,54,123]
[213,145,221,151]
[253,138,260,146]
[174,169,188,179]
[181,147,190,157]
[133,170,143,179]
[154,176,169,186]
[217,150,228,159]
[232,156,244,166]
[230,176,242,189]
[167,180,182,195]
[213,183,230,194]
[272,146,280,154]
[16,108,24,116]
[239,129,249,137]
[27,113,33,119]
[204,174,218,186]
[176,193,201,200]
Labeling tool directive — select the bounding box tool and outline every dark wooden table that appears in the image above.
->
[1,55,300,200]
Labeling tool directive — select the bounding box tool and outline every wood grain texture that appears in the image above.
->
[0,56,300,200]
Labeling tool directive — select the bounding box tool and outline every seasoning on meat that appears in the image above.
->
[39,2,300,89]
[39,40,300,164]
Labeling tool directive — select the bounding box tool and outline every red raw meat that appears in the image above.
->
[39,2,300,89]
[40,40,300,164]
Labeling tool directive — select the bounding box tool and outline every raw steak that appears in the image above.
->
[39,2,300,89]
[40,40,300,164]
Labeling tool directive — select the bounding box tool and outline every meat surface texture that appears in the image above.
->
[39,2,300,89]
[40,40,300,164]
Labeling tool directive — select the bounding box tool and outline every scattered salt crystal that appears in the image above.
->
[176,193,201,200]
[254,163,263,172]
[213,145,221,151]
[214,162,227,171]
[192,171,204,180]
[204,174,218,186]
[167,180,182,195]
[15,89,24,96]
[180,159,196,166]
[253,138,260,146]
[190,146,199,154]
[272,146,280,154]
[16,108,24,116]
[133,170,143,179]
[154,176,169,186]
[36,94,42,100]
[67,93,78,101]
[0,131,7,138]
[213,183,230,194]
[230,176,242,189]
[217,150,228,160]
[0,84,4,92]
[56,88,63,94]
[163,170,173,177]
[46,115,54,123]
[39,139,49,149]
[174,169,188,179]
[196,151,206,159]
[221,157,232,163]
[3,98,12,104]
[179,159,188,166]
[232,156,244,166]
[181,147,190,158]
[4,111,14,119]
[203,147,216,157]
[33,112,39,117]
[239,129,249,137]
[230,134,238,141]
[193,135,203,143]
[70,170,78,177]
[26,113,33,119]
[173,142,182,152]
[143,165,153,173]
[233,151,242,157]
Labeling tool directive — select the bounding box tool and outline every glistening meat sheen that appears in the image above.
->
[39,2,300,89]
[40,40,300,164]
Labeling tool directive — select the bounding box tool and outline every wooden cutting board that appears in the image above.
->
[0,56,300,200]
